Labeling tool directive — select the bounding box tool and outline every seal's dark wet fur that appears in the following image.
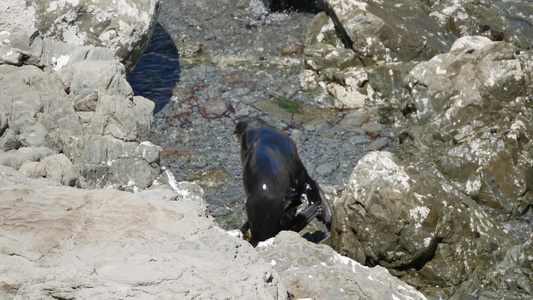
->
[235,117,332,246]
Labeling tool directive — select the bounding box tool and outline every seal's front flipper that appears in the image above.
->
[283,201,322,232]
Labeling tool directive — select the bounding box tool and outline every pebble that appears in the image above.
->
[304,124,316,131]
[361,122,383,134]
[367,138,389,151]
[315,122,331,133]
[291,129,303,141]
[316,163,336,176]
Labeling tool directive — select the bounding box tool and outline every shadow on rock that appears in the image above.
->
[128,23,180,114]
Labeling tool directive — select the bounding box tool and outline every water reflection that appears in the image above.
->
[127,23,180,114]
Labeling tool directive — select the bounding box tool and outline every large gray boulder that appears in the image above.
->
[332,151,533,299]
[0,0,162,73]
[0,29,162,190]
[257,231,427,300]
[0,183,285,299]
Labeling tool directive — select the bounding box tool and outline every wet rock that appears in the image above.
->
[204,99,229,116]
[315,162,336,176]
[366,137,388,151]
[331,109,368,132]
[257,231,426,300]
[254,98,341,126]
[187,166,233,188]
[0,0,162,73]
[361,122,382,135]
[0,185,285,299]
[332,151,531,298]
[0,29,162,191]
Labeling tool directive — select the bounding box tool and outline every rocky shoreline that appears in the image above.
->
[1,0,532,299]
[0,0,424,299]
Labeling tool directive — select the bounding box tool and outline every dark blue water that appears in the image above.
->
[128,23,180,113]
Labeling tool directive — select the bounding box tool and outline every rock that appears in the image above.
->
[315,162,336,176]
[0,129,20,151]
[398,36,533,217]
[366,137,388,151]
[0,185,286,299]
[61,59,154,142]
[0,29,162,191]
[18,153,79,187]
[18,123,54,148]
[0,164,62,188]
[331,109,368,132]
[0,0,162,73]
[361,122,382,135]
[257,231,426,300]
[66,135,162,191]
[253,98,341,126]
[304,0,533,109]
[0,147,58,170]
[429,0,533,49]
[325,0,450,64]
[186,166,232,188]
[332,151,531,298]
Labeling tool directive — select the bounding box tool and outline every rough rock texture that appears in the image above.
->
[0,181,286,299]
[398,36,533,218]
[312,1,533,298]
[332,151,533,298]
[0,165,427,300]
[18,153,80,187]
[0,0,162,73]
[325,0,451,65]
[0,29,162,190]
[302,0,533,108]
[257,231,427,300]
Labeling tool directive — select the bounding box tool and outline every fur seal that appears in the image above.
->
[235,117,332,246]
